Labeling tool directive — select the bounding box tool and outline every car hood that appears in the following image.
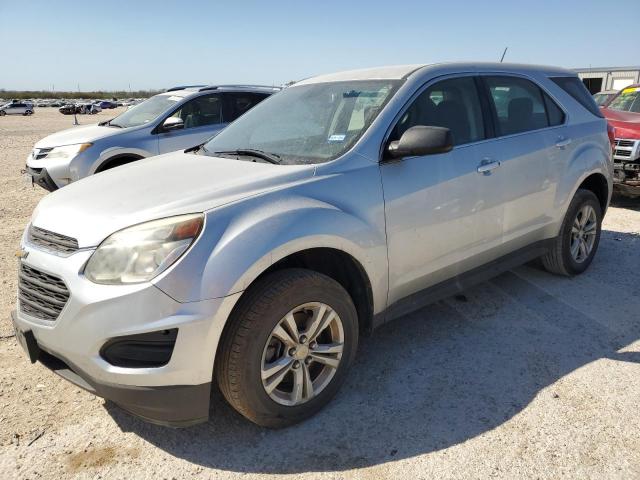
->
[34,124,123,148]
[30,152,316,247]
[602,108,640,139]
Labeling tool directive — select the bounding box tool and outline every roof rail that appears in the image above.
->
[166,85,207,92]
[197,84,282,92]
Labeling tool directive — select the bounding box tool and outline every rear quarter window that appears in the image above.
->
[551,77,604,118]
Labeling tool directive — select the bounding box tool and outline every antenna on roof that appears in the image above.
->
[500,47,508,63]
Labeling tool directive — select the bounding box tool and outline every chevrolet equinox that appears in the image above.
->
[12,63,613,428]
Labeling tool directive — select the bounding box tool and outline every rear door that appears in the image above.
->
[479,74,566,248]
[380,75,506,305]
[157,94,225,153]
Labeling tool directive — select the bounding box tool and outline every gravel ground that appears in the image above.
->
[1,109,639,479]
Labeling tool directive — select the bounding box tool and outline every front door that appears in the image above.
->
[157,94,227,154]
[380,75,505,306]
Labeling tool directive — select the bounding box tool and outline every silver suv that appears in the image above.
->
[12,63,612,428]
[1,101,34,116]
[25,85,278,191]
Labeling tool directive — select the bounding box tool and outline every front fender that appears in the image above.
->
[154,191,388,315]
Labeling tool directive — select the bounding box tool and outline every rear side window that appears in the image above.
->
[223,93,269,122]
[484,76,552,135]
[543,93,565,126]
[551,77,604,118]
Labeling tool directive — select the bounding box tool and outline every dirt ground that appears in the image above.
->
[0,109,639,479]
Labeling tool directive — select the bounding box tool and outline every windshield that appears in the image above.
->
[110,94,182,128]
[593,93,612,107]
[202,80,401,164]
[607,87,640,113]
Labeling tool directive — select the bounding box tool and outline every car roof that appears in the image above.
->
[161,85,282,98]
[295,62,576,86]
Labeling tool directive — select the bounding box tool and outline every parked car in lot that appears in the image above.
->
[96,100,117,109]
[601,85,640,197]
[81,103,101,114]
[0,101,34,116]
[58,104,80,115]
[26,85,277,191]
[593,89,617,107]
[12,63,611,428]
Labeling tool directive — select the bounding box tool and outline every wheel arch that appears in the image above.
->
[251,247,375,334]
[577,172,609,213]
[94,152,146,173]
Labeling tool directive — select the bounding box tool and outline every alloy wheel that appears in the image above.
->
[261,302,344,406]
[570,204,597,263]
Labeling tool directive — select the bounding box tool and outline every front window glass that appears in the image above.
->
[390,76,485,145]
[607,87,640,113]
[110,94,182,128]
[168,95,222,129]
[202,80,400,165]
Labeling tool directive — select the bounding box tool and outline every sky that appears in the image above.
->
[1,0,639,91]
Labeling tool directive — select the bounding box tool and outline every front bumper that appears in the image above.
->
[11,310,210,426]
[12,243,242,426]
[25,165,58,192]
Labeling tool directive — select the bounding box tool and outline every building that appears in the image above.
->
[575,66,640,94]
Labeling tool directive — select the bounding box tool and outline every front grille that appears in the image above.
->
[28,226,79,255]
[614,149,632,157]
[613,138,639,162]
[32,148,53,160]
[18,264,69,321]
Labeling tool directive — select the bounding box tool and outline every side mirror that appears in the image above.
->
[386,126,453,159]
[162,116,184,131]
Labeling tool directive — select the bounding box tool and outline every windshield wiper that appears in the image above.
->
[107,120,123,128]
[185,142,206,154]
[212,149,281,164]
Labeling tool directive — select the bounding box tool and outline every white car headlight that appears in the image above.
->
[46,143,92,160]
[84,214,204,285]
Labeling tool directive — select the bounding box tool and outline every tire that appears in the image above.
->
[216,268,358,428]
[25,110,33,115]
[542,189,602,276]
[0,111,5,116]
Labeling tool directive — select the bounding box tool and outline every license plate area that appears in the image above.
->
[11,312,40,363]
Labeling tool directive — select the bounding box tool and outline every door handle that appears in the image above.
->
[555,137,572,149]
[477,160,501,175]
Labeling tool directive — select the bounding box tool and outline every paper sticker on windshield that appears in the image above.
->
[622,87,640,94]
[167,96,182,102]
[328,134,346,142]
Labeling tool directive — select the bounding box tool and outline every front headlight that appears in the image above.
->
[46,143,92,160]
[84,214,204,285]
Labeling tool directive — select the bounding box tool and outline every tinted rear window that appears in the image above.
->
[551,77,603,118]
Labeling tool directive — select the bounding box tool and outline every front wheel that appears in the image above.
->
[542,189,602,276]
[0,111,5,116]
[216,269,358,428]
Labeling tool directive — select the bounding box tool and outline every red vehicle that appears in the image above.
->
[601,85,640,197]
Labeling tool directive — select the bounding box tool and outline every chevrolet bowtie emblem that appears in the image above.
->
[15,249,29,260]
